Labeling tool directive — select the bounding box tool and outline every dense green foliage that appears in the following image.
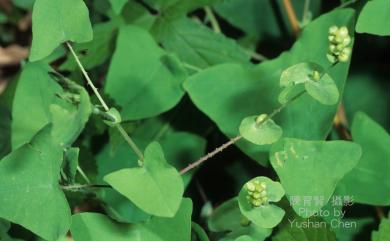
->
[0,0,389,241]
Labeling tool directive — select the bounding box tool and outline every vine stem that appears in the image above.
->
[180,135,242,175]
[66,42,144,162]
[204,6,221,33]
[180,90,306,175]
[282,0,301,36]
[66,42,109,111]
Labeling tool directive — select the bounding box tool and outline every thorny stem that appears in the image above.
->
[204,6,221,33]
[180,90,306,175]
[180,135,243,175]
[66,42,144,162]
[282,0,301,36]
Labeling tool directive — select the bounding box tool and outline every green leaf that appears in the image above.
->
[304,73,339,105]
[153,17,250,69]
[71,198,193,241]
[147,0,221,19]
[338,112,390,205]
[219,224,272,241]
[71,213,139,241]
[184,9,354,165]
[278,84,305,105]
[60,20,120,71]
[239,115,283,145]
[269,138,362,218]
[11,63,91,150]
[104,141,184,217]
[61,147,79,184]
[356,0,390,36]
[109,0,128,14]
[280,62,339,105]
[97,127,204,222]
[104,25,186,121]
[372,213,390,241]
[30,0,93,61]
[0,125,71,240]
[192,222,210,241]
[280,63,319,87]
[208,198,242,232]
[238,176,285,228]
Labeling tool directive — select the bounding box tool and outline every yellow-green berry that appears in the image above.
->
[338,53,349,62]
[329,26,338,35]
[313,71,321,81]
[337,27,349,38]
[256,114,268,125]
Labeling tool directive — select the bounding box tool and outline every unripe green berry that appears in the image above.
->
[327,53,337,63]
[336,44,344,51]
[329,44,336,52]
[329,26,338,35]
[255,114,268,125]
[342,47,352,55]
[338,53,349,62]
[313,71,321,81]
[337,26,349,38]
[328,35,335,42]
[246,182,255,192]
[334,36,344,44]
[240,216,251,227]
[343,36,351,46]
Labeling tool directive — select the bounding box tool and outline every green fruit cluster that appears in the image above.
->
[327,26,352,63]
[245,180,268,207]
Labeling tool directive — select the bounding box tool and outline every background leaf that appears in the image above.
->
[30,0,93,61]
[338,112,390,205]
[269,138,361,218]
[104,142,184,217]
[356,0,390,36]
[0,126,71,241]
[104,25,186,121]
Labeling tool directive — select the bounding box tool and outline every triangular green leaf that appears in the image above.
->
[239,115,283,145]
[71,198,193,241]
[153,17,250,69]
[356,0,390,36]
[105,25,186,121]
[11,62,91,150]
[338,112,390,205]
[0,125,71,240]
[30,0,93,61]
[104,141,184,217]
[270,138,361,218]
